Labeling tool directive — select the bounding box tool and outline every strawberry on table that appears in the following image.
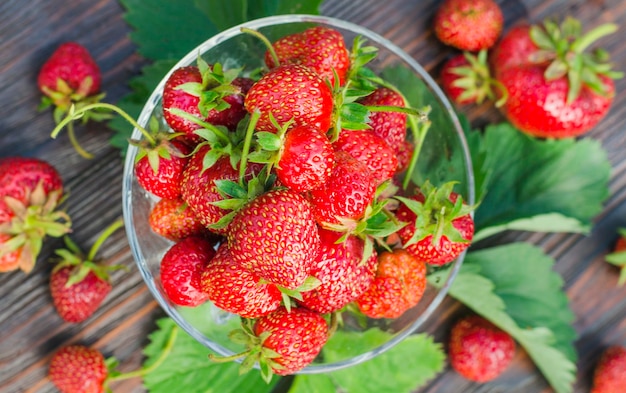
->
[433,0,503,51]
[591,345,626,393]
[448,315,516,382]
[48,345,108,393]
[491,17,623,138]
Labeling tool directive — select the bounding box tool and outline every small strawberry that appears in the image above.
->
[433,0,503,51]
[491,17,623,138]
[355,249,427,319]
[228,189,320,290]
[298,228,378,313]
[309,151,376,226]
[591,345,626,393]
[134,137,192,199]
[49,219,123,323]
[448,315,516,382]
[357,87,407,152]
[0,157,71,273]
[395,181,474,266]
[148,197,207,242]
[333,130,398,185]
[606,228,626,286]
[211,306,328,381]
[265,26,350,86]
[244,64,334,133]
[199,243,282,318]
[48,345,108,393]
[160,236,216,307]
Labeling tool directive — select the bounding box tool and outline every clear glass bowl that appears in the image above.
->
[122,14,474,374]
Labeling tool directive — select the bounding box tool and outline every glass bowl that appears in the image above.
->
[122,14,474,374]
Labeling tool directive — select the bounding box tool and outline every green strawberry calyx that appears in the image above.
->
[529,16,624,103]
[449,50,508,107]
[605,228,626,286]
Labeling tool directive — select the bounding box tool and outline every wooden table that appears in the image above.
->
[1,0,624,392]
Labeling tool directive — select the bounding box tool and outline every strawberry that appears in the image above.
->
[227,189,320,290]
[309,151,376,226]
[394,140,414,174]
[48,345,108,393]
[244,64,334,133]
[160,236,216,307]
[199,243,282,318]
[333,130,398,185]
[395,182,474,265]
[49,220,123,323]
[448,315,516,382]
[162,62,248,140]
[491,17,622,138]
[355,249,427,319]
[433,0,503,51]
[134,137,192,199]
[606,228,626,286]
[357,87,407,152]
[265,26,350,86]
[0,157,71,273]
[591,345,626,393]
[148,197,207,241]
[298,228,378,313]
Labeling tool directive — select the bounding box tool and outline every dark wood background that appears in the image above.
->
[1,0,624,392]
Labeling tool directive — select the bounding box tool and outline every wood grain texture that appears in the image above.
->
[0,0,625,392]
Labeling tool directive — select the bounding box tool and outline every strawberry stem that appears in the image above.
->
[365,104,428,119]
[86,218,124,261]
[238,110,261,187]
[402,115,431,190]
[240,27,280,67]
[66,121,94,159]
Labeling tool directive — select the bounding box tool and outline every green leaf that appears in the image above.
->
[470,122,610,241]
[195,0,247,32]
[429,243,577,393]
[289,330,444,393]
[143,318,278,393]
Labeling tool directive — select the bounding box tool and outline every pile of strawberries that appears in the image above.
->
[129,24,475,379]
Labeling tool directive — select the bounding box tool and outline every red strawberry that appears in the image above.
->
[333,130,398,185]
[148,197,206,241]
[448,315,516,382]
[394,140,414,174]
[591,345,626,393]
[244,64,334,133]
[134,137,192,199]
[395,182,474,265]
[299,228,378,313]
[355,249,427,319]
[491,17,622,138]
[0,157,70,273]
[199,243,282,318]
[227,189,320,290]
[265,26,350,86]
[48,345,108,393]
[606,228,626,286]
[309,151,376,226]
[162,64,248,140]
[357,87,407,152]
[433,0,503,51]
[49,220,123,323]
[274,125,335,192]
[160,236,216,307]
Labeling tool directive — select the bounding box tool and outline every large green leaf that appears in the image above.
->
[429,243,578,393]
[469,123,610,241]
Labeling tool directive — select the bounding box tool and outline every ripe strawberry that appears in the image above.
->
[199,243,282,318]
[491,17,622,138]
[0,157,71,273]
[160,236,216,307]
[298,228,378,313]
[395,182,474,265]
[591,345,626,393]
[49,220,123,323]
[148,197,206,241]
[309,151,376,226]
[227,189,320,290]
[162,63,248,140]
[448,315,516,382]
[355,249,427,319]
[357,87,407,152]
[606,228,626,286]
[394,140,414,174]
[244,64,334,133]
[48,345,108,393]
[433,0,503,51]
[265,26,350,86]
[333,130,398,185]
[134,137,192,199]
